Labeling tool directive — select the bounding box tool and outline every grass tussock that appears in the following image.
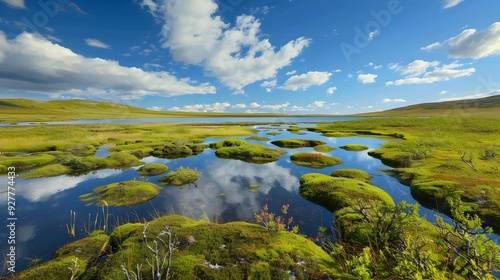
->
[299,173,394,211]
[290,153,342,168]
[159,167,202,186]
[80,180,162,207]
[339,144,369,151]
[271,138,326,148]
[137,163,168,176]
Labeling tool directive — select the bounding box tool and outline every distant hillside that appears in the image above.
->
[0,99,289,123]
[358,95,500,117]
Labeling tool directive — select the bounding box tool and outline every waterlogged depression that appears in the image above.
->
[1,123,497,273]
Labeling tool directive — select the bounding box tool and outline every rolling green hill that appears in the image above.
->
[358,95,500,117]
[0,99,290,122]
[1,95,499,123]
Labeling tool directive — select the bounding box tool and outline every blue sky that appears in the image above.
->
[0,0,499,114]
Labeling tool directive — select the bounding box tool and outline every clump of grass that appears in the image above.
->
[271,138,326,148]
[290,153,342,168]
[160,144,193,159]
[159,167,202,186]
[209,138,248,149]
[299,173,394,212]
[92,215,338,279]
[137,163,168,176]
[331,168,371,182]
[80,180,162,207]
[313,145,336,152]
[245,136,271,141]
[339,144,369,151]
[266,131,281,136]
[215,144,286,164]
[0,153,55,173]
[23,164,72,178]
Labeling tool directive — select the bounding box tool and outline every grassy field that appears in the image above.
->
[358,95,500,117]
[0,122,255,175]
[0,99,308,122]
[314,116,500,229]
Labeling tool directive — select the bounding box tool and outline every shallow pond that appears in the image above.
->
[1,123,498,273]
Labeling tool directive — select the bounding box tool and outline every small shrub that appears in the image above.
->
[254,204,298,234]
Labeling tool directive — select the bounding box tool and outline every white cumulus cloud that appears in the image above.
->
[1,0,25,9]
[85,38,111,49]
[357,74,378,84]
[326,86,337,95]
[0,32,216,99]
[142,0,310,92]
[308,101,326,108]
[382,98,406,103]
[390,60,440,77]
[442,0,464,9]
[281,71,332,91]
[386,61,475,86]
[421,22,500,59]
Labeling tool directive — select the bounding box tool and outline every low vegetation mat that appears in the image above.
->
[80,180,162,207]
[290,153,342,168]
[159,167,202,186]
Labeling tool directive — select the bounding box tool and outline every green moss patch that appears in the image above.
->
[209,138,248,149]
[159,167,202,186]
[271,138,326,148]
[339,144,369,151]
[313,145,337,152]
[299,173,394,212]
[245,136,271,141]
[161,144,193,159]
[80,180,162,206]
[16,231,109,280]
[331,168,371,182]
[368,148,412,168]
[290,153,342,168]
[96,215,339,279]
[137,163,169,176]
[0,153,55,173]
[215,144,286,164]
[23,164,72,178]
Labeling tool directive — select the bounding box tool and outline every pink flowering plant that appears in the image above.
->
[254,204,299,234]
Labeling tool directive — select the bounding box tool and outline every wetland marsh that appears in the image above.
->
[1,116,499,279]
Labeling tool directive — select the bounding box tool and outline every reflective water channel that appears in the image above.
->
[1,122,498,273]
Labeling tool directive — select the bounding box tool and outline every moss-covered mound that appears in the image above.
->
[209,138,249,149]
[185,143,207,155]
[271,138,326,148]
[215,144,286,164]
[18,215,338,280]
[368,148,411,168]
[80,180,162,206]
[150,143,208,159]
[159,167,202,186]
[137,163,169,176]
[331,168,371,182]
[290,153,342,168]
[245,136,271,141]
[299,173,394,212]
[14,231,109,280]
[23,164,72,178]
[161,145,193,159]
[313,145,337,152]
[0,153,55,173]
[339,144,369,151]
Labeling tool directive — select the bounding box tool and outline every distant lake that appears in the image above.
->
[0,116,362,126]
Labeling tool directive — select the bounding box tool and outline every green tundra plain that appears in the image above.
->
[1,97,500,279]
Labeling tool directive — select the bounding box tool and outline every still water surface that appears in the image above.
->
[1,122,498,273]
